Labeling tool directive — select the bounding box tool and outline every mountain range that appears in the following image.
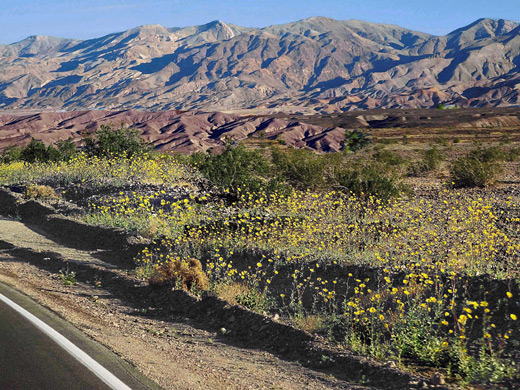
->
[1,17,520,113]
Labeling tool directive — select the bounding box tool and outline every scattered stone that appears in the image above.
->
[431,373,445,385]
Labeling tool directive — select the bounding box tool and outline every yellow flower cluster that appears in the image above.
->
[0,153,194,187]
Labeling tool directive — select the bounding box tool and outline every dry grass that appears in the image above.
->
[213,282,251,305]
[292,314,326,333]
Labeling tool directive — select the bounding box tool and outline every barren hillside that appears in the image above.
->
[1,18,520,113]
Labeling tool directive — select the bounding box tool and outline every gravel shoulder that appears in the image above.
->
[0,217,373,390]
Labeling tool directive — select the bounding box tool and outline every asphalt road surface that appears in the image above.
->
[0,282,161,390]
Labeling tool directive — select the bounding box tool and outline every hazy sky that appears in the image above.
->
[1,0,519,44]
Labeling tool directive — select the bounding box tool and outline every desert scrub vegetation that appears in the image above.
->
[449,145,520,188]
[0,124,150,164]
[1,128,520,386]
[133,187,520,384]
[148,257,208,291]
[407,147,445,177]
[6,137,78,163]
[24,184,59,200]
[83,124,152,159]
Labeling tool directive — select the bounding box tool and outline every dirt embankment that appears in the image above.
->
[0,187,445,389]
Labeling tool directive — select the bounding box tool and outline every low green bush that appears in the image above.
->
[469,146,506,163]
[83,124,151,158]
[191,143,273,195]
[20,138,59,163]
[450,146,511,187]
[335,162,405,201]
[373,149,406,167]
[0,145,23,163]
[342,130,372,152]
[450,155,503,188]
[506,147,520,162]
[3,137,77,163]
[271,148,328,190]
[407,147,445,177]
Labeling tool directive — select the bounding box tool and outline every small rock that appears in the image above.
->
[218,327,227,335]
[384,360,397,369]
[431,373,445,385]
[272,313,280,321]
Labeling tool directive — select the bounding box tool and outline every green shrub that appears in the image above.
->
[55,138,77,162]
[190,142,405,200]
[506,147,520,162]
[271,148,328,190]
[469,146,506,163]
[3,137,78,163]
[450,146,508,187]
[450,156,503,187]
[20,138,60,163]
[235,287,272,313]
[59,266,76,286]
[407,147,445,177]
[343,130,371,152]
[335,162,405,201]
[1,145,23,163]
[373,149,406,167]
[423,147,444,170]
[83,124,151,158]
[193,143,271,195]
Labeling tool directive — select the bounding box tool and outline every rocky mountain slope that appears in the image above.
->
[0,110,347,153]
[1,17,520,113]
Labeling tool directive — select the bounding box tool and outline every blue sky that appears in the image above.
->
[1,0,519,44]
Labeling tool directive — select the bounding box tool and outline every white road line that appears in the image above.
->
[0,292,132,390]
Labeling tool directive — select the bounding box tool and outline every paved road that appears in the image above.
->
[0,282,161,390]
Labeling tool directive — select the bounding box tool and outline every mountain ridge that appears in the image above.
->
[1,17,520,113]
[0,109,349,153]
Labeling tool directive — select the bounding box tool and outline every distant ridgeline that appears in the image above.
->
[0,17,519,112]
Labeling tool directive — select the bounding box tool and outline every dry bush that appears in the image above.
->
[25,184,58,199]
[149,258,208,291]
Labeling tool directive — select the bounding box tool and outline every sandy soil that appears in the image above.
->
[0,218,372,390]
